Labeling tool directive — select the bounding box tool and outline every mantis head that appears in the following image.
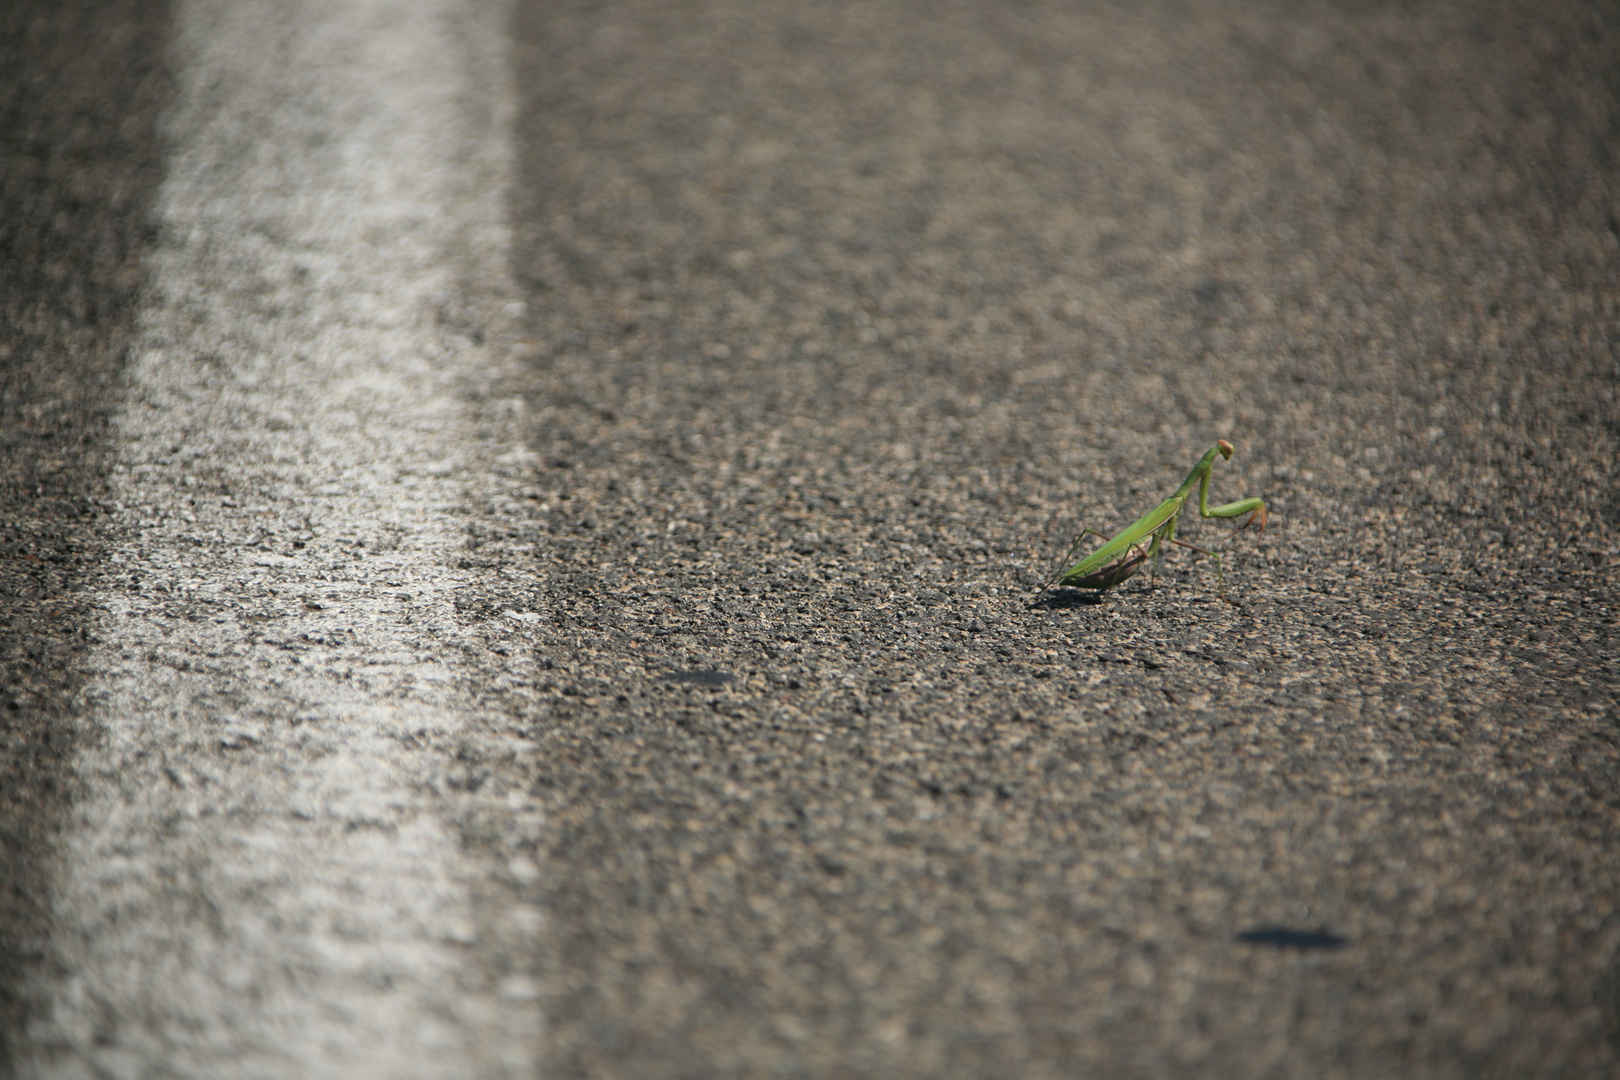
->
[1216,439,1234,459]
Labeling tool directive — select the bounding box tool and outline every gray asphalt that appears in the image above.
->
[1,0,172,1068]
[4,0,1618,1077]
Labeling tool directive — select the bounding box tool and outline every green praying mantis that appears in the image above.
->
[1039,440,1266,604]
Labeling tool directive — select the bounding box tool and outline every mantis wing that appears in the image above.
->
[1057,494,1185,587]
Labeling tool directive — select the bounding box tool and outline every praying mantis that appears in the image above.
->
[1039,440,1266,604]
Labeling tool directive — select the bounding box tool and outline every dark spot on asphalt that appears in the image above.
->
[1236,926,1348,950]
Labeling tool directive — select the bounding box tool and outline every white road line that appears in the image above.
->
[21,1,537,1076]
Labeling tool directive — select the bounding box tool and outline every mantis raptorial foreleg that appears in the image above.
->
[1037,440,1266,605]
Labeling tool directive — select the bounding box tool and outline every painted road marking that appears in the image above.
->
[20,1,537,1076]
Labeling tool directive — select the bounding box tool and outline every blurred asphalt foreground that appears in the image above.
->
[486,0,1620,1076]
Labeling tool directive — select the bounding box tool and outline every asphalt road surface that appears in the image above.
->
[3,0,1617,1077]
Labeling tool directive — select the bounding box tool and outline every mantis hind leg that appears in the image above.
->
[1037,526,1114,602]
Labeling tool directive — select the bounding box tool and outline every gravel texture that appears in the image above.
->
[478,0,1620,1075]
[1,0,1616,1077]
[0,0,171,1067]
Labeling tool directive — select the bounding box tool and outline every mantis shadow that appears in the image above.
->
[1030,588,1112,610]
